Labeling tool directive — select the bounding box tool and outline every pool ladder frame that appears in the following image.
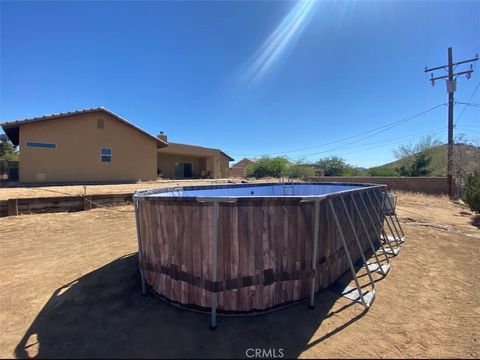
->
[280,173,295,196]
[135,187,406,329]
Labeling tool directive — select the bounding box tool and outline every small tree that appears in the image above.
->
[397,153,431,176]
[0,137,18,161]
[314,156,349,176]
[245,156,289,178]
[393,135,442,160]
[463,171,480,214]
[454,133,480,179]
[289,162,315,179]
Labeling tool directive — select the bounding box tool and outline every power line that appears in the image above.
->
[328,128,445,156]
[336,129,447,158]
[300,106,446,159]
[456,102,480,107]
[456,126,480,134]
[282,127,446,161]
[454,81,480,126]
[457,124,480,128]
[457,129,480,135]
[230,103,446,157]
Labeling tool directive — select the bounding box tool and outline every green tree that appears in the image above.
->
[397,153,431,176]
[314,156,349,176]
[245,156,290,178]
[0,137,18,161]
[288,162,315,179]
[463,171,480,214]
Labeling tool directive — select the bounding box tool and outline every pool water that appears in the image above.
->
[143,183,369,198]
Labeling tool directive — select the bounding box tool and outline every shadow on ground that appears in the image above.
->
[470,215,480,229]
[15,254,368,359]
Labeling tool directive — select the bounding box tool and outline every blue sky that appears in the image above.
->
[1,0,479,167]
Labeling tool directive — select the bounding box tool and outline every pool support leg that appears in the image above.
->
[366,191,401,255]
[210,201,220,330]
[379,192,403,243]
[355,192,392,268]
[196,197,237,329]
[389,214,403,243]
[350,193,390,276]
[134,200,147,295]
[372,190,402,246]
[310,200,320,309]
[328,199,370,308]
[383,192,406,241]
[340,196,376,305]
[359,191,396,257]
[366,191,399,256]
[393,212,405,238]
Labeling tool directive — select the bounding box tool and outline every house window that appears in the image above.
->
[101,148,112,162]
[25,141,56,149]
[97,119,104,129]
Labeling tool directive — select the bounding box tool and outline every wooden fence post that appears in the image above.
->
[83,196,92,211]
[7,199,18,216]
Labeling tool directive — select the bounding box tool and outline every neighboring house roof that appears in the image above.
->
[158,141,234,161]
[231,157,256,168]
[229,157,255,177]
[0,107,168,148]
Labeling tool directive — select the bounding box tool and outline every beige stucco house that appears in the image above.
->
[0,108,233,183]
[157,133,233,179]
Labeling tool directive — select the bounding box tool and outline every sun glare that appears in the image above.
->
[242,0,318,84]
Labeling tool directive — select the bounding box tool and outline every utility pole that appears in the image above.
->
[424,47,478,198]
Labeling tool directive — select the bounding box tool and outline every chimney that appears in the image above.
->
[158,131,168,142]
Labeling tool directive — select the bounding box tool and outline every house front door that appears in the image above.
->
[183,163,192,178]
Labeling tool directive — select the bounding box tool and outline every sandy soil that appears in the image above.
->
[0,192,478,358]
[0,179,418,200]
[0,178,264,200]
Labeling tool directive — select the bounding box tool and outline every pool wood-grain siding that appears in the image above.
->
[136,184,384,313]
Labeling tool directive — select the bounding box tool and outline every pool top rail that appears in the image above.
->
[133,182,387,202]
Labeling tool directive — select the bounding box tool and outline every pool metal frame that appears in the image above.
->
[133,182,405,329]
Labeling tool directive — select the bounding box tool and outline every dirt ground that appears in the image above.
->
[0,191,478,358]
[0,178,266,200]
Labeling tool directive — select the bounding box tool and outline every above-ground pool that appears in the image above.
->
[133,182,389,324]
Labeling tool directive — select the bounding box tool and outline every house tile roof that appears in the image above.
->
[0,107,168,147]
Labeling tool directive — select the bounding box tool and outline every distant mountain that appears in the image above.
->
[369,144,480,176]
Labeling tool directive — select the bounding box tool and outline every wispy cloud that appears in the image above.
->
[241,0,318,84]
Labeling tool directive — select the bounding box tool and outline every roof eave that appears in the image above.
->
[220,151,234,161]
[164,142,233,161]
[0,108,167,147]
[1,125,20,146]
